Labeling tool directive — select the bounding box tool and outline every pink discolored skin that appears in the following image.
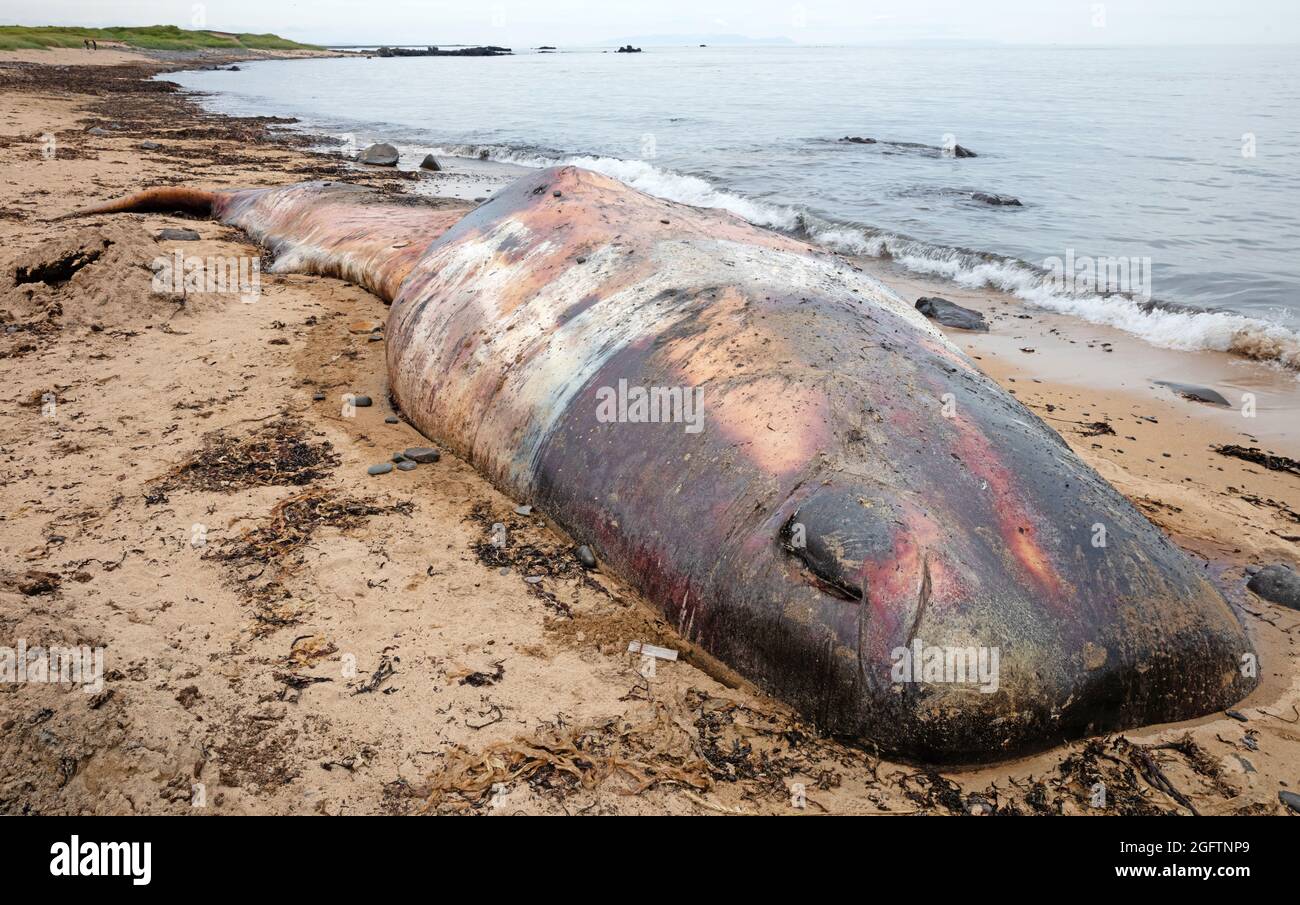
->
[80,170,1257,762]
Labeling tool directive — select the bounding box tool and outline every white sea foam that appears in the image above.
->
[434,143,1300,372]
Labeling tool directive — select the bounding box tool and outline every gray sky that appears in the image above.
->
[4,0,1298,46]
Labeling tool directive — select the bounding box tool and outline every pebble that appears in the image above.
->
[524,576,543,584]
[1280,791,1300,814]
[403,447,440,464]
[385,415,399,424]
[391,452,407,462]
[575,545,597,570]
[351,395,373,407]
[367,462,393,476]
[1225,709,1248,722]
[139,140,162,150]
[368,335,384,343]
[156,227,199,241]
[312,392,325,401]
[395,460,417,472]
[514,504,532,515]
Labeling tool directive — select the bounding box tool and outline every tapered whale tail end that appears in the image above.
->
[58,187,223,221]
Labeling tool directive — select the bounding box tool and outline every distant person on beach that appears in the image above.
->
[83,39,90,50]
[92,40,98,51]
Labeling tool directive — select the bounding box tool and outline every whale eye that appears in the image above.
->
[780,509,863,600]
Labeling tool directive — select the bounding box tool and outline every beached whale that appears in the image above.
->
[73,167,1256,761]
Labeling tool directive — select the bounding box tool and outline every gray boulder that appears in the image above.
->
[358,143,399,166]
[1247,564,1300,610]
[915,296,989,332]
[419,154,441,171]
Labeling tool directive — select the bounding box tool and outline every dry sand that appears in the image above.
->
[0,50,1296,816]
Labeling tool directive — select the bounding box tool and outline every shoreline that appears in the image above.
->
[1,48,1296,815]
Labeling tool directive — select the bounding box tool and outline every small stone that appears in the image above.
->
[157,228,200,241]
[367,462,393,475]
[351,395,373,407]
[385,415,399,424]
[403,447,440,464]
[1280,791,1300,814]
[419,154,441,171]
[524,576,543,584]
[86,127,111,136]
[391,453,407,462]
[514,505,532,515]
[395,460,417,471]
[368,334,383,342]
[1225,709,1248,722]
[575,545,597,570]
[139,140,162,151]
[312,392,325,401]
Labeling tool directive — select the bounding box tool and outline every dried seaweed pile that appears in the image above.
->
[151,418,339,498]
[208,488,412,630]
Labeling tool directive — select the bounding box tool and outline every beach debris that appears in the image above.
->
[1281,791,1300,814]
[575,544,597,570]
[459,661,505,687]
[351,652,398,694]
[289,635,337,666]
[367,462,394,475]
[1214,444,1300,476]
[1246,564,1300,611]
[1079,420,1116,437]
[628,641,678,661]
[209,490,412,630]
[357,142,399,166]
[152,418,338,493]
[419,154,441,171]
[971,192,1021,206]
[1154,380,1230,406]
[915,296,989,332]
[403,446,440,463]
[156,227,199,241]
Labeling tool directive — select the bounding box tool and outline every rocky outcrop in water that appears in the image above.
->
[842,136,977,158]
[376,45,511,57]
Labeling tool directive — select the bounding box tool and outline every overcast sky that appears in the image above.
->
[4,0,1297,46]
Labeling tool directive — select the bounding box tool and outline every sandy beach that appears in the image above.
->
[1,46,1296,816]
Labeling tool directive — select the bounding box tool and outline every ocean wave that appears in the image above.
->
[436,142,1300,372]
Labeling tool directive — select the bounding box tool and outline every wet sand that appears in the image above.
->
[1,46,1296,815]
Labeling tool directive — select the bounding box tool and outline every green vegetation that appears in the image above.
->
[0,24,319,52]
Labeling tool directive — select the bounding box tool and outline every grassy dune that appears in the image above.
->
[0,24,318,52]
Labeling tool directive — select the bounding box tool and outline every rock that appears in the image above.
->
[391,452,407,462]
[915,297,989,332]
[367,334,384,342]
[575,545,597,570]
[351,394,373,407]
[139,140,162,151]
[953,144,977,158]
[86,127,111,136]
[514,505,532,515]
[971,192,1021,206]
[1225,709,1248,722]
[357,142,399,166]
[396,460,417,471]
[348,320,383,334]
[367,462,393,475]
[1154,380,1230,407]
[156,228,200,241]
[419,154,441,171]
[312,392,325,401]
[841,136,877,144]
[1281,791,1300,814]
[616,44,642,53]
[403,447,440,464]
[385,415,399,424]
[1247,564,1300,610]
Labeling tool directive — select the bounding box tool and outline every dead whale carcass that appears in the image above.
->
[77,168,1256,761]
